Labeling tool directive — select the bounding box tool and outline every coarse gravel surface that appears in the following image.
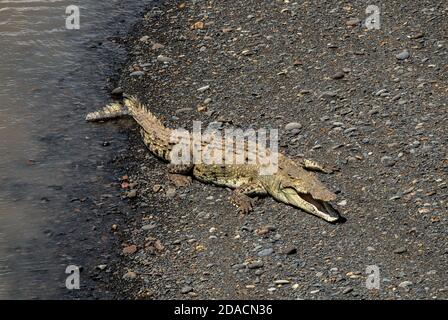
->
[88,0,447,299]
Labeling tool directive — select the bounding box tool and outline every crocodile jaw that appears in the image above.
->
[280,188,340,222]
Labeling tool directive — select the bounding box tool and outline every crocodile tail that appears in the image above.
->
[124,96,173,161]
[85,102,129,121]
[123,96,167,132]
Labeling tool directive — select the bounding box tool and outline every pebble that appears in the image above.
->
[396,49,410,60]
[398,281,413,289]
[332,121,344,128]
[152,184,162,192]
[197,85,210,92]
[319,90,338,99]
[346,18,361,26]
[139,35,149,42]
[192,21,204,30]
[343,287,353,294]
[165,187,176,198]
[157,55,173,63]
[126,190,137,198]
[274,280,290,285]
[130,71,145,76]
[346,271,362,279]
[344,127,357,134]
[122,271,137,280]
[111,87,123,95]
[175,107,194,114]
[331,71,345,79]
[380,156,396,167]
[258,248,274,257]
[256,226,270,235]
[375,88,388,96]
[247,261,264,269]
[284,122,302,132]
[151,43,165,50]
[284,247,297,255]
[204,98,212,104]
[394,247,407,254]
[410,32,424,39]
[232,263,246,270]
[181,286,194,294]
[142,223,156,231]
[122,245,137,255]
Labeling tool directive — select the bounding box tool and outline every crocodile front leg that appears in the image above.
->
[229,181,267,214]
[167,163,194,187]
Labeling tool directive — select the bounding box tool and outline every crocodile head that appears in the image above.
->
[264,162,341,223]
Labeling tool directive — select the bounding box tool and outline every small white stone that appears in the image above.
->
[399,281,413,288]
[274,280,290,285]
[197,85,210,92]
[285,122,302,131]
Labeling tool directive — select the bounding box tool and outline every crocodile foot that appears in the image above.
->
[168,174,192,187]
[230,192,254,214]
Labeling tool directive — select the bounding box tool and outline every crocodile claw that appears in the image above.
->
[230,192,254,214]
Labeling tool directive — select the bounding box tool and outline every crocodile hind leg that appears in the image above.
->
[167,164,194,187]
[230,181,267,214]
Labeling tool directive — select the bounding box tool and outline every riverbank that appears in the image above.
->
[104,0,447,299]
[0,0,154,299]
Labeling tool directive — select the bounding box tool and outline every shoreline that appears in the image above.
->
[52,2,156,299]
[0,0,157,299]
[104,1,447,299]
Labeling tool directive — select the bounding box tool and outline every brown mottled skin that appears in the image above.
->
[86,96,341,222]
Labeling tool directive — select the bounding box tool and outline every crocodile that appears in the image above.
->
[86,96,342,223]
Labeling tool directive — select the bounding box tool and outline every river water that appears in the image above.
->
[0,0,151,299]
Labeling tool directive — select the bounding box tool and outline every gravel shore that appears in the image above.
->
[95,0,447,299]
